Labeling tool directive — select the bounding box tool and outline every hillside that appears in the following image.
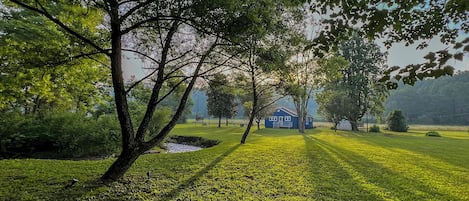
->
[384,71,469,125]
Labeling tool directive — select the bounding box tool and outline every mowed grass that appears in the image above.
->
[1,125,469,200]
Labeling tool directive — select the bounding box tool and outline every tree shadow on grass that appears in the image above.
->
[304,135,459,201]
[302,135,383,200]
[160,144,241,200]
[348,132,469,171]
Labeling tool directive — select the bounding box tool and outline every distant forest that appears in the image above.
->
[384,71,469,125]
[189,71,469,125]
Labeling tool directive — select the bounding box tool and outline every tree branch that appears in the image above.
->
[11,0,109,56]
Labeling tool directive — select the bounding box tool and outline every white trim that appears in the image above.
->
[285,116,291,121]
[277,107,298,117]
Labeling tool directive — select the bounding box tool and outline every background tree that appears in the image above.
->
[206,74,237,128]
[387,110,408,132]
[337,34,389,130]
[315,34,388,131]
[279,49,317,133]
[316,88,351,130]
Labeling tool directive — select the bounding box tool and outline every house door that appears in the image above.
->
[278,116,284,127]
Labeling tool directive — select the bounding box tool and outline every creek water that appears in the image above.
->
[165,143,203,153]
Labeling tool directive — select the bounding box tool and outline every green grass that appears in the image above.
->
[1,125,469,200]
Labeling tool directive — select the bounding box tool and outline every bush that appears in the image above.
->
[0,111,120,158]
[386,110,408,132]
[426,131,441,137]
[369,125,380,132]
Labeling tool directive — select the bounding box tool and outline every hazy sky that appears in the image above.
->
[383,39,469,72]
[122,37,469,82]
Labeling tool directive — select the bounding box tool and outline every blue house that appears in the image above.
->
[264,107,313,129]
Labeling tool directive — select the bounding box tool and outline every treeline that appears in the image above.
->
[384,71,469,125]
[189,89,319,119]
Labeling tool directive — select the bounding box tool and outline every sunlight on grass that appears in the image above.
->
[310,129,469,200]
[1,125,468,200]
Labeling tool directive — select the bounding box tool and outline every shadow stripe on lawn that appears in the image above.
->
[161,144,241,200]
[307,135,460,201]
[303,135,384,201]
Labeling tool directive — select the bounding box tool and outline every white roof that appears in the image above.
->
[277,107,298,117]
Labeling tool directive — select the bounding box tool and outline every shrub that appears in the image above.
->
[426,131,441,137]
[386,110,408,132]
[369,125,380,132]
[0,111,120,158]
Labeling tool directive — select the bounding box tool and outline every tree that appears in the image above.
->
[387,110,408,132]
[315,34,388,131]
[335,34,389,131]
[8,0,290,182]
[280,49,317,133]
[0,2,109,113]
[316,89,351,130]
[310,0,468,88]
[206,74,236,128]
[240,82,276,130]
[233,4,307,142]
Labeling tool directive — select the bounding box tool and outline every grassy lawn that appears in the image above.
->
[1,125,469,200]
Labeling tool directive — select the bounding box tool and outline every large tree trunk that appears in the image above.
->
[101,2,137,182]
[295,102,305,133]
[350,120,359,131]
[101,148,142,182]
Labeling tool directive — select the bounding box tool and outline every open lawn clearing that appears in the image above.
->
[1,125,468,200]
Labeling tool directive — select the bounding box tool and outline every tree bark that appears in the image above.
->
[350,120,359,131]
[241,67,257,144]
[101,148,143,183]
[218,115,221,128]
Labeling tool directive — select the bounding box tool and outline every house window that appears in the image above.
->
[278,116,284,122]
[285,116,291,121]
[269,116,277,121]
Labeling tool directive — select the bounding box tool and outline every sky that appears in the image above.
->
[383,38,469,72]
[123,40,469,83]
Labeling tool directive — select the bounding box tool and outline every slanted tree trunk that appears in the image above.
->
[101,148,143,182]
[241,69,257,144]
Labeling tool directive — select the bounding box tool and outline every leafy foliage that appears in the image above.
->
[0,111,120,158]
[426,131,441,137]
[387,110,408,132]
[369,125,380,133]
[310,0,468,87]
[316,34,388,131]
[206,74,237,127]
[0,1,109,113]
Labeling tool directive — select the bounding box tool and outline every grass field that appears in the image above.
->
[1,125,469,200]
